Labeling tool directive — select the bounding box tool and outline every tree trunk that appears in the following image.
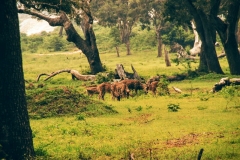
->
[156,30,162,57]
[126,40,131,55]
[18,8,104,74]
[237,25,240,46]
[0,0,35,159]
[186,1,223,74]
[189,21,201,56]
[163,45,171,67]
[119,20,132,55]
[213,1,240,75]
[115,46,120,57]
[198,44,209,72]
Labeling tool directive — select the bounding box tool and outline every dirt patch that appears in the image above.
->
[166,133,199,147]
[165,132,215,148]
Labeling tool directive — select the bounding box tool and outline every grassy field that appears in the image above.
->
[23,50,240,159]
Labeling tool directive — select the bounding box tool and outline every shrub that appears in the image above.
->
[167,103,180,112]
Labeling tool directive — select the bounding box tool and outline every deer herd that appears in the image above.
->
[86,76,161,101]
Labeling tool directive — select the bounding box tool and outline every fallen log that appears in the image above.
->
[37,69,96,82]
[211,77,240,92]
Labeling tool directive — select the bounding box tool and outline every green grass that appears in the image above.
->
[23,50,240,159]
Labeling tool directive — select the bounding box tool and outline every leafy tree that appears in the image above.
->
[27,35,44,53]
[0,0,35,159]
[18,0,104,74]
[161,24,194,48]
[138,0,166,57]
[44,35,66,52]
[165,0,240,75]
[165,0,224,74]
[91,0,142,55]
[109,27,121,56]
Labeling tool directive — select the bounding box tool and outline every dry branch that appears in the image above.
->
[36,69,96,81]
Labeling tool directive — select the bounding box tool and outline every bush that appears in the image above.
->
[167,103,180,112]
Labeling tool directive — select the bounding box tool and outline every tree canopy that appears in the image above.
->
[18,0,104,74]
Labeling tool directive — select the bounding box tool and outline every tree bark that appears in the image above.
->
[0,0,35,159]
[18,5,104,74]
[126,40,131,55]
[198,42,210,73]
[115,46,120,57]
[164,45,171,67]
[212,1,240,75]
[189,21,201,56]
[119,20,132,55]
[186,0,224,74]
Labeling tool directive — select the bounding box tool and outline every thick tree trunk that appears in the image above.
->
[186,1,223,74]
[0,0,35,159]
[213,1,240,75]
[18,8,104,74]
[198,44,209,72]
[198,11,223,74]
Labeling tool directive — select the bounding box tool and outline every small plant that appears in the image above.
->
[220,85,240,109]
[78,152,91,160]
[127,107,132,113]
[76,114,85,121]
[167,103,181,112]
[95,71,115,84]
[157,77,170,96]
[135,106,142,111]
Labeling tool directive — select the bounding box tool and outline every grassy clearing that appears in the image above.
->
[23,50,240,159]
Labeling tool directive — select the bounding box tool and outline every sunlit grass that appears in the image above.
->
[30,92,240,159]
[23,50,240,159]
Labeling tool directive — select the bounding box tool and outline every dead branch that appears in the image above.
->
[36,73,51,82]
[36,69,96,81]
[131,64,141,80]
[116,64,127,79]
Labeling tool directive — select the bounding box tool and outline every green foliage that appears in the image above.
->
[135,106,143,111]
[220,85,240,108]
[76,114,85,121]
[131,28,157,51]
[78,152,91,160]
[171,57,199,79]
[95,71,115,84]
[20,31,75,53]
[167,103,180,112]
[162,26,194,47]
[157,78,170,96]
